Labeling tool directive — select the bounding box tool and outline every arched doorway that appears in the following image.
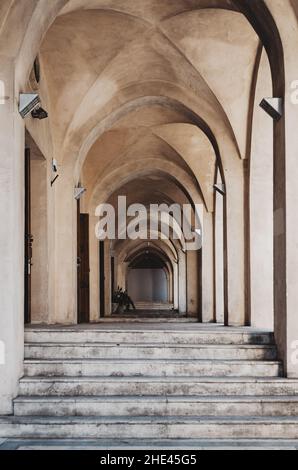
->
[128,252,169,306]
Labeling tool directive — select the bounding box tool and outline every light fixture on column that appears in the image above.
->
[50,175,59,187]
[74,186,86,200]
[214,183,226,196]
[52,158,58,173]
[19,93,40,118]
[50,158,59,187]
[31,105,48,120]
[259,97,283,120]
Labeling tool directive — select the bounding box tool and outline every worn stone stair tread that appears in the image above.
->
[25,325,273,332]
[19,375,298,398]
[2,415,298,424]
[24,358,281,364]
[24,326,270,330]
[24,327,275,345]
[25,341,276,348]
[13,395,298,403]
[19,375,297,383]
[2,438,298,450]
[2,416,298,439]
[89,318,196,323]
[24,343,277,361]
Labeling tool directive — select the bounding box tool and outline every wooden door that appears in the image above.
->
[111,256,115,300]
[24,148,32,324]
[99,241,105,317]
[77,211,90,323]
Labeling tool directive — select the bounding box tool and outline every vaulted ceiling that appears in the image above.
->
[25,2,271,215]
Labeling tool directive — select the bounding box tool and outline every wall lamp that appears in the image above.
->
[74,186,87,200]
[31,105,48,120]
[259,97,283,120]
[51,175,59,187]
[214,183,226,196]
[52,159,58,173]
[50,159,59,186]
[19,93,40,118]
[19,93,48,119]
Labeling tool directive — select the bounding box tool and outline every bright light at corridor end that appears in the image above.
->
[95,196,203,251]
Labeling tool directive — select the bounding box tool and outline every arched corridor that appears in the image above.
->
[0,0,298,448]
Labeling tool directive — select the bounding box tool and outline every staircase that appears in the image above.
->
[1,323,298,449]
[134,302,174,310]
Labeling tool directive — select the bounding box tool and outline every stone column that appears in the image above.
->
[31,157,49,323]
[187,250,199,317]
[89,215,99,322]
[104,239,111,316]
[117,258,126,291]
[178,250,187,313]
[252,0,298,376]
[173,262,179,310]
[215,189,224,323]
[266,0,298,377]
[224,162,246,326]
[250,49,274,330]
[201,211,215,322]
[0,60,24,413]
[167,263,173,304]
[53,162,77,324]
[283,91,298,377]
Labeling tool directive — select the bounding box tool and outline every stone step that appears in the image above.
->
[2,438,298,450]
[23,358,282,378]
[134,302,174,310]
[24,343,277,361]
[13,395,298,417]
[1,416,298,439]
[99,317,196,323]
[24,328,274,345]
[18,376,298,397]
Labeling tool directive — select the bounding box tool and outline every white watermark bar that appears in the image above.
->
[95,196,203,251]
